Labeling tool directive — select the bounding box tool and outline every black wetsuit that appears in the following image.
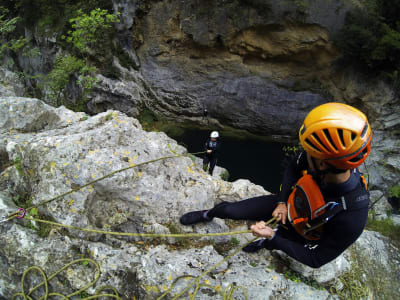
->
[206,151,370,268]
[203,138,221,175]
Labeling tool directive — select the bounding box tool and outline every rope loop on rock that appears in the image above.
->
[158,217,277,300]
[12,259,121,300]
[5,147,279,299]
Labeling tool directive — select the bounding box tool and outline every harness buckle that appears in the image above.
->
[313,201,339,218]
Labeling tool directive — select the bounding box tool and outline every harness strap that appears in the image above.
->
[308,183,369,229]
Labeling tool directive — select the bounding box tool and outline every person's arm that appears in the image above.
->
[279,151,308,203]
[265,209,368,268]
[204,139,209,151]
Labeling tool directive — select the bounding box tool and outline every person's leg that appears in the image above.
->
[203,155,210,172]
[180,195,279,225]
[209,157,217,175]
[207,195,277,221]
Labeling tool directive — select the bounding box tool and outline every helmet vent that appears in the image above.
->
[351,132,356,141]
[338,129,345,147]
[305,138,321,152]
[312,133,329,152]
[361,122,369,138]
[349,146,368,163]
[323,129,338,151]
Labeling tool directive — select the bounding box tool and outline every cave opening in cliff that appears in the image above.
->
[168,128,289,194]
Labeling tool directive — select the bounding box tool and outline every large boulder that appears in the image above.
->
[0,97,344,299]
[1,97,398,299]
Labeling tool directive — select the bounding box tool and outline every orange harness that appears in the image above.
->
[287,172,368,240]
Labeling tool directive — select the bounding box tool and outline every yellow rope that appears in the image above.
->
[156,238,257,300]
[158,217,278,300]
[6,150,206,220]
[11,217,276,300]
[12,259,121,300]
[6,149,278,299]
[23,216,251,237]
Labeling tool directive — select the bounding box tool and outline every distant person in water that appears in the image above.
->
[180,103,373,268]
[203,131,221,175]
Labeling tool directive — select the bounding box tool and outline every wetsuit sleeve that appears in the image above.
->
[265,208,368,268]
[204,139,209,151]
[279,151,308,203]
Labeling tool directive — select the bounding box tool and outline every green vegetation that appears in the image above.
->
[332,247,398,300]
[0,6,28,60]
[292,0,310,15]
[249,261,258,267]
[80,291,90,298]
[164,222,190,248]
[12,192,32,209]
[138,108,159,129]
[335,0,400,86]
[220,170,230,181]
[366,215,400,247]
[25,209,57,238]
[44,54,96,106]
[1,1,120,110]
[283,269,302,283]
[282,144,301,157]
[12,156,23,175]
[187,154,197,163]
[6,0,114,34]
[230,237,240,246]
[105,112,114,121]
[43,8,119,107]
[388,184,400,198]
[331,261,370,299]
[62,8,120,54]
[281,268,325,290]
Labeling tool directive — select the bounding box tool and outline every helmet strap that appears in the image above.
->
[310,156,347,177]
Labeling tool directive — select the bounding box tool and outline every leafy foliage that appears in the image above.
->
[42,8,119,107]
[62,8,120,54]
[388,185,400,198]
[44,54,97,106]
[220,170,230,181]
[366,215,400,247]
[0,6,27,58]
[335,0,400,78]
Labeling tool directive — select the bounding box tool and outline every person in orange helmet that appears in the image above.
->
[180,103,372,268]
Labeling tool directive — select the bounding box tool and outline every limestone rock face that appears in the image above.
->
[86,58,149,117]
[0,97,379,299]
[132,0,344,136]
[0,68,25,98]
[344,231,400,299]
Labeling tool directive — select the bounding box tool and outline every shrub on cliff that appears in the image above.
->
[335,0,400,78]
[62,8,120,55]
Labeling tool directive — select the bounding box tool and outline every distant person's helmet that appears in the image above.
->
[299,102,372,170]
[210,131,219,138]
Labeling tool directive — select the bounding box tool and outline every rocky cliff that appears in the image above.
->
[0,97,399,299]
[108,0,400,191]
[3,0,400,190]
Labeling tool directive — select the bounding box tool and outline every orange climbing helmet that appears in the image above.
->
[299,102,372,170]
